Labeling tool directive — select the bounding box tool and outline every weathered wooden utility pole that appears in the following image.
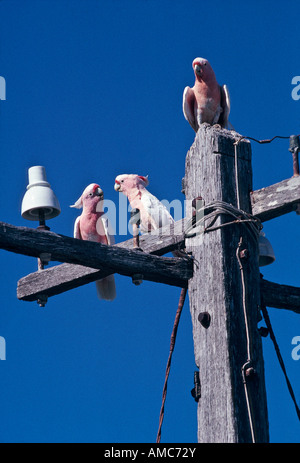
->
[184,124,269,443]
[0,125,299,443]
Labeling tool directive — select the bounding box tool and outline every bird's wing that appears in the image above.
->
[183,86,198,131]
[219,84,230,128]
[73,216,82,239]
[100,216,115,246]
[141,191,174,231]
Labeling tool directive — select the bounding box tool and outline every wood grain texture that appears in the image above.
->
[185,124,269,443]
[251,176,300,222]
[0,221,192,299]
[16,218,189,301]
[261,278,300,314]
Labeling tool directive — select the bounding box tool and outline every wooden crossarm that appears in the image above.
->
[261,278,300,314]
[0,219,189,302]
[251,176,300,222]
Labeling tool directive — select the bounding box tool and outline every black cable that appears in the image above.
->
[261,305,300,422]
[156,287,187,443]
[235,134,300,145]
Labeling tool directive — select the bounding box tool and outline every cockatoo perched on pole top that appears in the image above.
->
[114,174,175,233]
[70,183,116,301]
[183,57,230,132]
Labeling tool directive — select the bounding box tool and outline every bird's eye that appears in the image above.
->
[121,180,124,183]
[88,193,93,196]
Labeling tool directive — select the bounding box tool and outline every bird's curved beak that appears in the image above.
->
[194,64,202,76]
[114,180,121,192]
[95,187,104,198]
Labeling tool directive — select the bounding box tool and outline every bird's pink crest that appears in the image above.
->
[192,57,207,68]
[92,183,100,193]
[137,175,149,187]
[114,174,149,194]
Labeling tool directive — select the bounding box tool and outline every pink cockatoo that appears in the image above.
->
[183,57,230,132]
[114,174,174,233]
[70,183,116,301]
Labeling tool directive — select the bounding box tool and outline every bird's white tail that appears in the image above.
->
[96,275,116,301]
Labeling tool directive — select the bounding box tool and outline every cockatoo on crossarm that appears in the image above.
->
[183,57,230,132]
[114,174,184,257]
[114,174,174,233]
[70,183,116,301]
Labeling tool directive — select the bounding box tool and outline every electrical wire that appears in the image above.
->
[157,132,298,443]
[261,304,300,422]
[185,199,261,442]
[236,237,257,443]
[184,200,262,242]
[234,134,300,145]
[233,132,300,437]
[156,287,187,443]
[234,133,300,209]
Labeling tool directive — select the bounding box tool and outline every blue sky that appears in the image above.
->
[0,0,299,443]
